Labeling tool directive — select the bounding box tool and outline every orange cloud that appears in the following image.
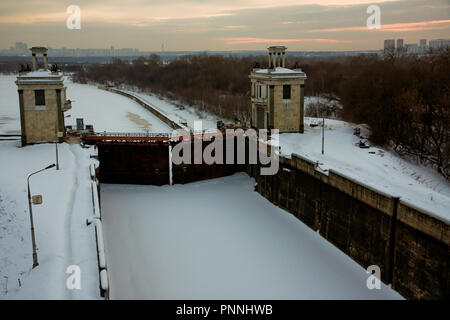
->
[223,25,247,30]
[218,37,347,45]
[309,19,450,32]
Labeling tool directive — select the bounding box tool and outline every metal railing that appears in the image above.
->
[86,132,171,138]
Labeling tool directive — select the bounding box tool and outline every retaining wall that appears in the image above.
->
[247,153,449,300]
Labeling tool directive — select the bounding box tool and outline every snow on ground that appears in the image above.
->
[101,173,402,300]
[122,89,220,130]
[274,118,450,222]
[0,75,20,134]
[64,78,173,133]
[0,140,100,299]
[304,96,336,108]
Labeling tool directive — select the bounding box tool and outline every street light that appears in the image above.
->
[55,131,63,170]
[27,163,55,269]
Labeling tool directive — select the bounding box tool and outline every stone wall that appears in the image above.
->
[21,85,62,143]
[392,201,449,299]
[273,84,302,132]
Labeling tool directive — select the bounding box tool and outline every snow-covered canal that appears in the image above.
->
[100,173,402,299]
[64,80,173,133]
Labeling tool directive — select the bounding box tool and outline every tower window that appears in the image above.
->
[35,90,45,106]
[283,85,291,99]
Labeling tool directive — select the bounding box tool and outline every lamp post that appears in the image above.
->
[27,163,55,268]
[55,142,59,170]
[55,131,63,170]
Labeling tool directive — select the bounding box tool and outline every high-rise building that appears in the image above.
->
[397,39,404,49]
[419,39,427,53]
[429,39,450,49]
[15,42,28,55]
[405,44,419,54]
[384,39,395,51]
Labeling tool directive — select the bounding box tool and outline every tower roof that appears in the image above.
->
[30,46,48,54]
[16,70,63,85]
[268,46,287,50]
[250,66,306,80]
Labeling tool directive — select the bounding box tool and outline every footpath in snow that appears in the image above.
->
[0,140,100,299]
[101,173,402,300]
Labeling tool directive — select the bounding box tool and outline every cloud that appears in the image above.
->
[0,0,448,51]
[218,37,348,45]
[309,19,450,33]
[223,25,247,30]
[0,0,404,25]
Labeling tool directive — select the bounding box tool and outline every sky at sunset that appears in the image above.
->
[0,0,449,51]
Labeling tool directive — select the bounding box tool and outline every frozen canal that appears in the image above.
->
[100,173,402,299]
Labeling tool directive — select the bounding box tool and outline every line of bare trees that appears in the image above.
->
[338,49,449,179]
[73,50,449,178]
[73,54,259,122]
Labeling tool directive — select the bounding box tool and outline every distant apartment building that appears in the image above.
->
[15,42,28,55]
[419,39,427,53]
[384,39,395,51]
[405,44,419,54]
[383,38,450,55]
[429,39,450,49]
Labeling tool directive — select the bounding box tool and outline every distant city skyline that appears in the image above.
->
[383,37,450,54]
[0,0,449,51]
[3,36,449,57]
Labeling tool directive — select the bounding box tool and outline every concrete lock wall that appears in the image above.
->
[393,201,449,299]
[247,153,449,300]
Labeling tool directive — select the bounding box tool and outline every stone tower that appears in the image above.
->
[249,46,307,133]
[16,47,71,146]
